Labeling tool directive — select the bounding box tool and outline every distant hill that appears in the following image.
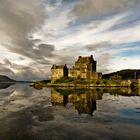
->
[103,69,140,80]
[0,83,14,89]
[0,75,15,83]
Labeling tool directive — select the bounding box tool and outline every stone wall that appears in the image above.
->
[51,68,64,83]
[51,65,68,83]
[68,68,76,78]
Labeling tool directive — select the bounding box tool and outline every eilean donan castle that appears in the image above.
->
[51,55,102,83]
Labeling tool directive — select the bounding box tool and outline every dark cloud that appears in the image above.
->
[0,58,50,80]
[53,48,78,66]
[32,39,42,44]
[5,43,55,64]
[55,55,76,66]
[0,0,50,62]
[3,58,12,65]
[72,0,140,19]
[19,57,25,60]
[37,44,55,57]
[13,66,50,81]
[0,62,15,77]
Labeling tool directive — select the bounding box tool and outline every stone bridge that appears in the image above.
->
[124,79,140,87]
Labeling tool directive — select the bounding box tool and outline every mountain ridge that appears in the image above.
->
[0,75,15,82]
[103,69,140,80]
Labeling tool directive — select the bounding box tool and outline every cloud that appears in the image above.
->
[1,58,51,80]
[0,0,139,80]
[35,5,75,45]
[36,1,140,75]
[0,0,47,60]
[109,56,140,72]
[9,42,55,63]
[3,58,12,66]
[72,0,140,18]
[85,41,112,51]
[52,48,78,66]
[95,53,113,73]
[37,44,55,57]
[13,66,50,81]
[0,0,57,80]
[0,61,15,77]
[47,13,130,49]
[13,63,51,80]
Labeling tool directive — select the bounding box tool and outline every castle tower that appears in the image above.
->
[51,64,68,83]
[75,55,96,72]
[69,55,97,79]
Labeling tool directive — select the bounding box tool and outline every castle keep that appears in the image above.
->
[51,55,102,83]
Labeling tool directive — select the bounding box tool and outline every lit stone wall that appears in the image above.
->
[51,68,64,83]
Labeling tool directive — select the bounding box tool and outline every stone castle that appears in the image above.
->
[51,55,102,83]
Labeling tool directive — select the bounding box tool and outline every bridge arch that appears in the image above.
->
[130,81,138,88]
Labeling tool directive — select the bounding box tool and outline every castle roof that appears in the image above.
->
[77,55,94,63]
[51,64,67,69]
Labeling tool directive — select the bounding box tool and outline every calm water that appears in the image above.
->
[0,83,140,140]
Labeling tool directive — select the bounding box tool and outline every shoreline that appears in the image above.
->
[30,82,140,88]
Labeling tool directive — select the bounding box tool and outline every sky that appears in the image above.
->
[0,0,140,80]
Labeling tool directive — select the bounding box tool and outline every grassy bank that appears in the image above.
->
[30,77,137,89]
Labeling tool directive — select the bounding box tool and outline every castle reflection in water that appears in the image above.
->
[51,87,140,116]
[51,88,103,116]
